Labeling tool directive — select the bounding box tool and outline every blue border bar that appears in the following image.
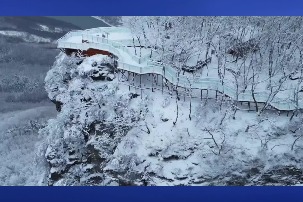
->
[0,0,303,15]
[0,187,303,202]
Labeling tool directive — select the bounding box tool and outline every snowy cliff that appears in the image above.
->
[41,52,303,186]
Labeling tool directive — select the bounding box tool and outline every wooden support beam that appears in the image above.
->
[128,71,131,91]
[117,69,120,82]
[132,72,135,86]
[154,75,157,89]
[167,79,169,90]
[141,89,143,99]
[152,74,154,92]
[140,74,142,99]
[121,70,127,80]
[162,76,164,94]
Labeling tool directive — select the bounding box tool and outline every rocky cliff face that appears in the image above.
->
[41,53,303,186]
[42,53,148,185]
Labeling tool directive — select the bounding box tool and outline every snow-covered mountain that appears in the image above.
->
[0,17,80,42]
[1,16,303,186]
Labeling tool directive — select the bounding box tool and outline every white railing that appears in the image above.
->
[57,29,303,111]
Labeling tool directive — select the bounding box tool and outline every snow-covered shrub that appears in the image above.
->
[0,119,49,185]
[44,53,80,101]
[162,96,171,108]
[16,88,48,103]
[5,85,48,103]
[193,100,234,131]
[0,75,30,92]
[77,54,114,76]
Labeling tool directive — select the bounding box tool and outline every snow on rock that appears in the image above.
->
[105,87,303,185]
[77,54,116,81]
[42,52,303,185]
[42,53,148,185]
[37,24,63,33]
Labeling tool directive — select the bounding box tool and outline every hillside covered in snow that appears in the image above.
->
[42,52,303,185]
[1,16,303,186]
[0,17,79,185]
[41,17,303,186]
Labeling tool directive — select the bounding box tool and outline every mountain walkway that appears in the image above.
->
[57,27,303,112]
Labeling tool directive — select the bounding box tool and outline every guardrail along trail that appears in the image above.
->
[57,27,303,112]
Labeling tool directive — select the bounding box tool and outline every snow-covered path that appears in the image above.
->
[57,27,303,111]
